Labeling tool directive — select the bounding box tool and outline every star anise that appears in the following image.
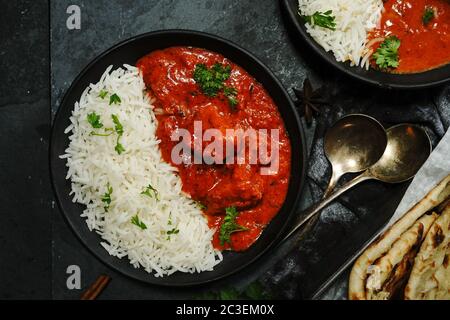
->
[293,78,328,125]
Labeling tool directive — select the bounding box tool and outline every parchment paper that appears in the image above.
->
[384,127,450,230]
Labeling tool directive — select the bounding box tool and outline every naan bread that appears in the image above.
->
[365,213,438,300]
[349,175,450,300]
[404,205,450,300]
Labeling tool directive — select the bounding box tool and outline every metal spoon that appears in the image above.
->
[323,114,387,197]
[284,124,432,242]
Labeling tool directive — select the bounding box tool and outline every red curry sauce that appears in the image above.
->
[136,47,291,251]
[369,0,450,73]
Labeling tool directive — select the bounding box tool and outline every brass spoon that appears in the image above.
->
[284,124,432,242]
[323,114,387,197]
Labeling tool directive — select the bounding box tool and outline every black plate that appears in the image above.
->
[50,30,307,286]
[280,0,450,89]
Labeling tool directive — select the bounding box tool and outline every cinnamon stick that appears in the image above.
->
[80,275,111,300]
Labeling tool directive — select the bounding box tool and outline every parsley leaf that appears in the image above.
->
[167,228,179,235]
[101,183,113,212]
[166,227,180,240]
[196,201,207,210]
[89,114,125,154]
[141,184,159,200]
[303,10,336,31]
[193,63,231,97]
[422,7,435,25]
[131,215,147,230]
[372,36,401,70]
[114,141,125,154]
[211,63,232,82]
[111,114,125,154]
[87,112,103,129]
[228,96,238,108]
[223,86,237,96]
[98,90,108,99]
[223,86,238,110]
[219,206,248,246]
[193,63,239,109]
[111,114,124,135]
[109,93,121,105]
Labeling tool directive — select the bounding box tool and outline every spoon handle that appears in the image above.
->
[283,172,372,242]
[323,169,341,198]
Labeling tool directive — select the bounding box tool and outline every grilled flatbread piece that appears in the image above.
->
[379,239,422,299]
[365,213,438,300]
[349,175,450,300]
[404,205,450,300]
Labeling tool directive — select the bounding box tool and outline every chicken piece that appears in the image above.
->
[205,163,264,214]
[183,103,237,164]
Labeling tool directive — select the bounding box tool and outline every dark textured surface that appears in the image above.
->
[0,0,450,299]
[49,0,450,300]
[0,0,445,299]
[0,0,51,299]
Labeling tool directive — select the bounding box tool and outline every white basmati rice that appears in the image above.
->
[61,65,222,277]
[298,0,384,69]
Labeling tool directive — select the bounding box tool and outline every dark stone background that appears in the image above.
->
[0,0,51,299]
[1,0,448,299]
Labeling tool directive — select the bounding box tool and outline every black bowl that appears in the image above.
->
[280,0,450,89]
[50,30,307,286]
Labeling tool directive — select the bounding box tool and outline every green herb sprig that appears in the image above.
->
[89,113,125,154]
[193,63,231,97]
[372,36,401,69]
[166,228,180,240]
[195,201,207,211]
[101,183,113,212]
[88,91,124,153]
[98,90,108,99]
[219,206,248,246]
[114,142,125,154]
[141,184,159,200]
[303,10,336,30]
[111,114,125,154]
[193,63,239,110]
[223,86,238,110]
[111,114,123,135]
[131,214,147,230]
[109,93,121,105]
[422,7,435,25]
[87,112,103,129]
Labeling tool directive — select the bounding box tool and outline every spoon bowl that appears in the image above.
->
[323,114,387,196]
[368,124,432,183]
